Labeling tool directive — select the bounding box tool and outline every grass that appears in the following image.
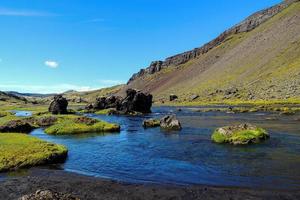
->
[0,133,68,172]
[211,127,269,145]
[94,108,114,115]
[44,115,120,135]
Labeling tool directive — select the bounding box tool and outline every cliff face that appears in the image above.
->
[127,0,299,84]
[123,0,300,103]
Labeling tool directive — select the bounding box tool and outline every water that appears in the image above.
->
[28,107,300,189]
[12,110,32,117]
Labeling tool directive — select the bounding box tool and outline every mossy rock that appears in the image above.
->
[211,123,269,145]
[44,115,120,135]
[0,133,68,172]
[142,118,160,128]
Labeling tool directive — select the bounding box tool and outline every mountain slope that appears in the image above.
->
[123,0,300,104]
[0,91,28,104]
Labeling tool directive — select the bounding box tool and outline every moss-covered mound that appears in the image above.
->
[44,115,120,135]
[0,133,68,172]
[142,118,160,128]
[211,123,269,145]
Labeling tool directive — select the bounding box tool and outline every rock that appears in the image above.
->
[118,89,153,114]
[49,95,68,115]
[212,123,269,145]
[190,94,199,101]
[19,189,79,200]
[169,94,178,101]
[142,118,160,128]
[0,120,35,133]
[90,96,122,110]
[160,115,182,131]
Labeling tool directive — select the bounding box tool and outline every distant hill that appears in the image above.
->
[123,0,300,104]
[6,91,55,98]
[0,91,28,104]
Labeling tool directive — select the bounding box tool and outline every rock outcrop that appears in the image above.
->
[127,0,299,84]
[160,115,182,131]
[92,96,123,110]
[118,89,153,114]
[88,89,153,114]
[49,95,68,115]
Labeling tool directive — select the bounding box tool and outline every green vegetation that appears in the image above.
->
[44,115,120,135]
[142,119,160,128]
[95,108,115,115]
[0,133,67,172]
[212,126,269,145]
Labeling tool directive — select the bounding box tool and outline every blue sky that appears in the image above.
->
[0,0,281,93]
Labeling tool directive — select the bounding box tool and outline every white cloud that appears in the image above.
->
[0,83,98,94]
[98,79,124,85]
[0,7,57,17]
[45,60,59,68]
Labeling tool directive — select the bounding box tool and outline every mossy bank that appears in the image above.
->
[0,133,67,172]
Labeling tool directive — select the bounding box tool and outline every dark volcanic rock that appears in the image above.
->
[19,189,79,200]
[169,94,178,101]
[0,120,35,133]
[118,89,153,114]
[92,96,122,110]
[160,115,182,131]
[49,95,68,115]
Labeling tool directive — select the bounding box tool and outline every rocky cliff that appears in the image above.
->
[128,0,299,84]
[124,0,300,103]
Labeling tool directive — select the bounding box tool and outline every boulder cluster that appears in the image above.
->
[88,89,153,114]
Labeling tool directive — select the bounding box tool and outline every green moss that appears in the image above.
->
[142,119,160,128]
[44,115,120,135]
[212,127,269,145]
[0,133,68,172]
[95,108,114,115]
[0,111,12,118]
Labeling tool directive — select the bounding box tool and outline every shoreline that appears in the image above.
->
[0,168,299,200]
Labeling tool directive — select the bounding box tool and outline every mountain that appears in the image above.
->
[0,91,28,104]
[5,91,55,98]
[123,0,300,104]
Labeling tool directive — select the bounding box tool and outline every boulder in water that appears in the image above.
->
[212,123,269,145]
[160,115,182,131]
